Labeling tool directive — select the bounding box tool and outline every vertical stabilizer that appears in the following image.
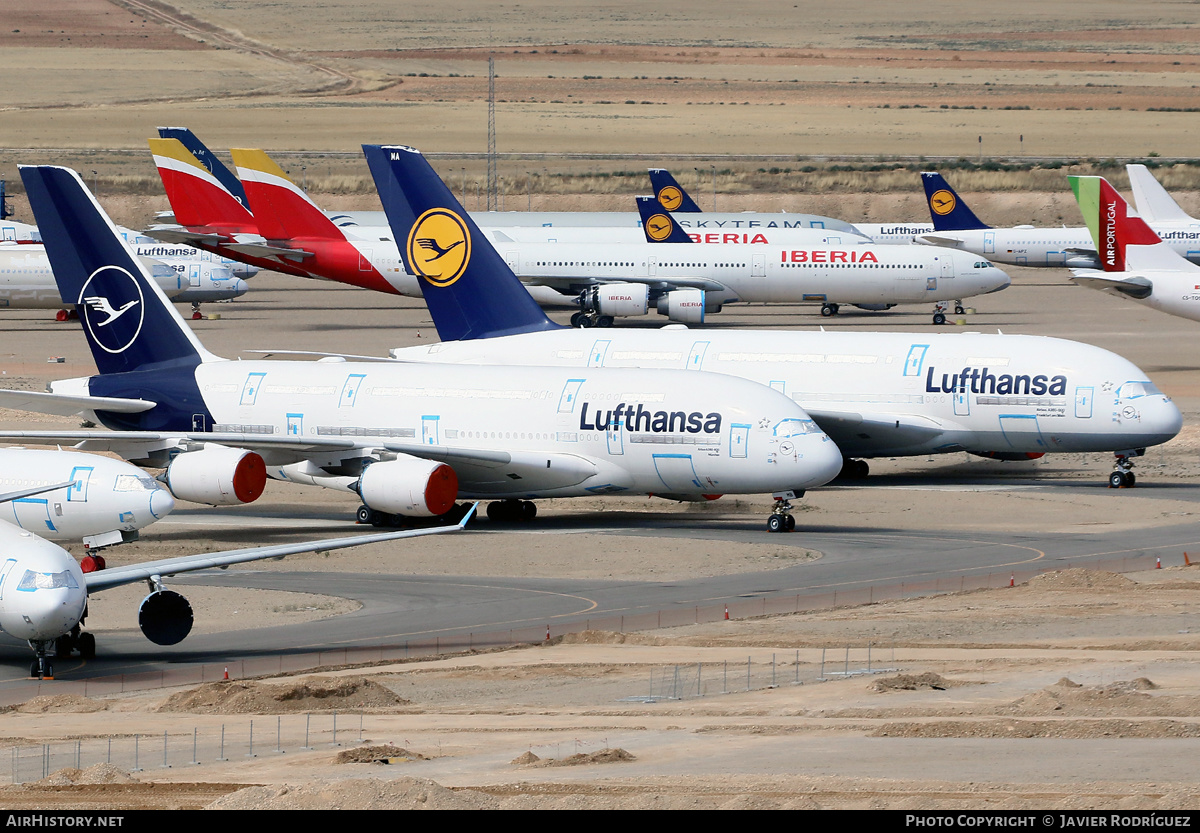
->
[19,166,215,378]
[231,149,346,241]
[635,197,694,243]
[647,169,703,213]
[1069,175,1188,273]
[362,144,560,342]
[1127,164,1195,225]
[149,138,256,234]
[157,127,250,209]
[920,172,990,232]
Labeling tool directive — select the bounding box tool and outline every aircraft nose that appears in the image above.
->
[232,278,249,298]
[983,264,1011,293]
[1141,395,1184,446]
[794,431,843,489]
[150,486,176,520]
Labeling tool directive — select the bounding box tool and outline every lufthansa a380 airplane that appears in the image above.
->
[0,165,841,530]
[0,510,470,679]
[362,144,1182,491]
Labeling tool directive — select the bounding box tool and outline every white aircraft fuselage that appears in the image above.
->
[0,522,88,643]
[0,244,189,309]
[392,329,1182,459]
[920,226,1200,269]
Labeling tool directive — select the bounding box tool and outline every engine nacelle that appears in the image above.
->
[165,446,267,505]
[656,288,709,323]
[581,283,649,317]
[139,590,194,646]
[969,451,1046,461]
[357,457,459,517]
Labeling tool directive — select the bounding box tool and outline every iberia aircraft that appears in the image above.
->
[0,165,842,531]
[1068,175,1200,326]
[0,509,470,679]
[362,144,1181,491]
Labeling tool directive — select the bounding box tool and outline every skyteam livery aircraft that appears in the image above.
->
[1068,175,1200,324]
[0,509,470,679]
[0,166,841,530]
[362,144,1181,490]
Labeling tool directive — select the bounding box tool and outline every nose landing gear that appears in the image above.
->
[767,490,800,533]
[1109,449,1145,489]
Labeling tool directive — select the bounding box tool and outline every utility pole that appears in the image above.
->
[487,55,497,211]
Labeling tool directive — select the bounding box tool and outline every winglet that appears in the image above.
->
[1069,175,1175,272]
[647,169,703,213]
[458,501,479,528]
[362,144,560,342]
[635,196,694,243]
[921,172,990,232]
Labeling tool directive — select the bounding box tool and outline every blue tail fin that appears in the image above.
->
[19,166,214,378]
[635,197,694,243]
[647,169,702,213]
[362,145,561,342]
[920,172,990,231]
[157,127,251,212]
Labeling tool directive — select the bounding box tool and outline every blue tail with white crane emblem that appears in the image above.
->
[921,172,990,232]
[362,144,562,342]
[647,169,703,213]
[19,165,215,431]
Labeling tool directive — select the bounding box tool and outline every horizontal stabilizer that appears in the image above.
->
[1070,272,1154,300]
[142,226,226,246]
[223,242,314,261]
[0,388,156,416]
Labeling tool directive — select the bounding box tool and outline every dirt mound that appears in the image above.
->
[158,677,409,714]
[511,751,541,764]
[207,777,498,810]
[557,630,662,645]
[32,764,134,787]
[1027,569,1135,590]
[530,748,636,767]
[1003,678,1192,716]
[872,719,1200,740]
[869,673,972,692]
[16,695,105,714]
[336,745,426,764]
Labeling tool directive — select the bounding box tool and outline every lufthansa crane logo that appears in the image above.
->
[657,186,684,211]
[407,208,472,287]
[645,213,675,242]
[77,266,144,355]
[929,189,957,216]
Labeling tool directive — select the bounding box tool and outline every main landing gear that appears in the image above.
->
[486,499,538,522]
[570,312,614,329]
[839,459,870,480]
[191,302,203,321]
[767,490,800,533]
[820,303,839,318]
[1109,449,1145,489]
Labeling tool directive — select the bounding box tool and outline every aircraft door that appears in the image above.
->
[903,344,929,377]
[189,264,201,288]
[505,252,519,271]
[340,374,366,408]
[588,340,610,367]
[286,413,303,437]
[422,415,440,445]
[11,499,55,533]
[686,341,710,370]
[0,558,17,601]
[66,466,92,502]
[557,379,585,413]
[984,232,996,254]
[358,248,374,272]
[1075,386,1094,419]
[647,257,657,277]
[606,421,624,455]
[191,413,207,431]
[752,254,766,277]
[728,423,750,458]
[240,373,266,406]
[953,378,970,416]
[652,454,702,491]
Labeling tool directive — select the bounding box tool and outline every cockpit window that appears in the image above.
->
[17,570,79,591]
[774,418,821,438]
[114,475,159,492]
[1117,381,1163,400]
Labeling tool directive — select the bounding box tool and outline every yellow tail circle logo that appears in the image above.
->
[407,208,472,287]
[930,189,957,216]
[657,186,683,211]
[645,213,675,241]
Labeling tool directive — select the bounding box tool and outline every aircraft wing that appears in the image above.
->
[0,480,77,504]
[84,507,474,593]
[526,275,728,294]
[916,234,965,247]
[1069,271,1153,300]
[805,408,948,448]
[0,388,157,417]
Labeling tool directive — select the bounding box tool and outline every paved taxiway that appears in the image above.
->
[0,266,1196,691]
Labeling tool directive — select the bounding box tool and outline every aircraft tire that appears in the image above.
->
[1109,471,1127,488]
[596,316,614,328]
[933,313,947,325]
[767,515,784,533]
[785,515,796,532]
[78,632,96,659]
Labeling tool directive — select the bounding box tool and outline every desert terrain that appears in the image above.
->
[0,0,1198,812]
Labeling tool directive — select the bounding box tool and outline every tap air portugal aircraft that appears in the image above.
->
[0,509,470,680]
[361,144,1180,491]
[631,195,1009,326]
[0,219,249,319]
[916,172,1200,269]
[1068,175,1200,325]
[0,165,841,531]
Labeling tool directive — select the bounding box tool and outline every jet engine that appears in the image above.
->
[656,289,712,323]
[138,590,194,646]
[580,283,649,318]
[164,446,267,505]
[357,457,459,517]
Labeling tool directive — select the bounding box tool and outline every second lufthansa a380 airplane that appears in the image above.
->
[0,166,841,530]
[364,144,1182,491]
